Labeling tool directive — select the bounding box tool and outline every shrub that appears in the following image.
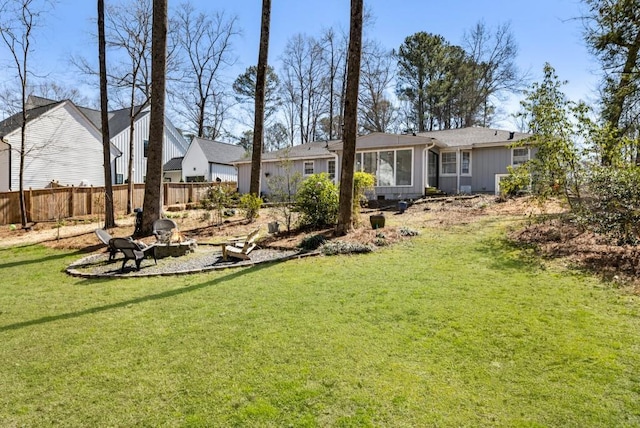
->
[399,227,420,237]
[577,166,640,245]
[239,193,263,222]
[298,234,327,250]
[200,184,233,225]
[499,165,531,199]
[353,171,376,221]
[321,241,374,256]
[295,173,339,229]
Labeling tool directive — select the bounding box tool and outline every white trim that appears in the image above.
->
[511,147,530,167]
[495,174,509,195]
[460,150,472,176]
[327,158,336,182]
[440,151,457,176]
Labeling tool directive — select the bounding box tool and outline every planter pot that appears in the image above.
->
[398,201,408,214]
[268,221,280,234]
[369,214,386,229]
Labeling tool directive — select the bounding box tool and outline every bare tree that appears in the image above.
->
[280,34,326,144]
[336,0,363,236]
[462,21,523,127]
[98,0,116,228]
[173,1,240,138]
[0,0,55,227]
[319,27,348,141]
[140,0,167,235]
[359,41,397,133]
[249,0,271,196]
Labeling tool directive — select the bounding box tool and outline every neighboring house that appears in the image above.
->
[0,98,121,192]
[163,157,184,182]
[234,140,339,195]
[234,128,532,199]
[0,96,190,191]
[182,137,246,183]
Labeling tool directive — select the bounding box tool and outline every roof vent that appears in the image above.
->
[508,131,515,140]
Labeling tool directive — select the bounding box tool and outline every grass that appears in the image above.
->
[1,217,639,426]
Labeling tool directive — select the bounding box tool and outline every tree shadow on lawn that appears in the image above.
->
[0,261,276,333]
[0,244,89,270]
[473,234,545,274]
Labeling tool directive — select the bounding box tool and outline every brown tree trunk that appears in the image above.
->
[98,0,116,228]
[141,0,167,236]
[336,0,363,236]
[249,0,271,196]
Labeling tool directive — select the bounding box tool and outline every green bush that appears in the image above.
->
[321,241,374,255]
[239,193,263,222]
[295,173,339,229]
[577,166,640,245]
[298,234,327,250]
[200,184,233,225]
[353,171,376,218]
[499,165,531,199]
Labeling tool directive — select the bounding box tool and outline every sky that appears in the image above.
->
[0,0,600,130]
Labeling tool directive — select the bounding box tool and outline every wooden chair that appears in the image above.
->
[221,228,260,261]
[109,237,157,272]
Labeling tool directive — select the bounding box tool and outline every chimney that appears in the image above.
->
[508,131,515,140]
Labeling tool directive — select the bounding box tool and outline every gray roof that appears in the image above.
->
[0,100,65,137]
[163,156,184,171]
[193,137,246,165]
[418,127,530,148]
[234,140,335,164]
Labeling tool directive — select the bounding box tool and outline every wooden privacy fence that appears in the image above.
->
[0,182,235,226]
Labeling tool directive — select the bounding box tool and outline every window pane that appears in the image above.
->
[442,152,456,174]
[304,161,314,175]
[396,149,412,185]
[363,152,377,176]
[513,148,529,166]
[378,151,394,186]
[355,153,362,171]
[328,160,336,180]
[461,151,470,175]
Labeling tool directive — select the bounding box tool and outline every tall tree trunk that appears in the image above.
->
[141,0,167,236]
[249,0,271,196]
[336,0,363,236]
[98,0,116,228]
[19,82,27,227]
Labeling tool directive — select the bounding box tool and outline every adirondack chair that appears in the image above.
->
[153,218,178,242]
[95,229,118,261]
[221,228,260,261]
[109,237,157,272]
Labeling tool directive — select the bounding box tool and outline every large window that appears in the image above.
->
[512,147,529,166]
[355,149,412,186]
[441,152,457,175]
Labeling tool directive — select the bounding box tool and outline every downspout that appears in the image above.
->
[456,147,461,194]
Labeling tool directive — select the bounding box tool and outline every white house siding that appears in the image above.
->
[210,164,237,183]
[112,113,188,184]
[5,103,106,190]
[237,163,252,194]
[163,170,182,182]
[0,139,9,191]
[182,140,207,181]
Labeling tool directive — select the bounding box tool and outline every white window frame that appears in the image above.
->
[303,160,315,176]
[511,147,530,167]
[327,159,336,181]
[354,148,413,187]
[460,150,472,176]
[440,151,457,176]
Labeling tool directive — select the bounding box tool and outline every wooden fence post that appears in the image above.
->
[68,186,75,218]
[26,187,32,223]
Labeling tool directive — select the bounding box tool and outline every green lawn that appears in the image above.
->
[1,217,639,427]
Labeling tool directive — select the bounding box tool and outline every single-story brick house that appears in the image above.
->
[233,127,531,199]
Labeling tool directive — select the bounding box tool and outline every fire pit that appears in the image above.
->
[153,239,197,259]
